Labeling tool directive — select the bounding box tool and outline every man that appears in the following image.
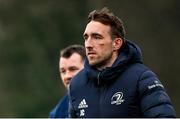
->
[69,8,176,117]
[49,44,85,118]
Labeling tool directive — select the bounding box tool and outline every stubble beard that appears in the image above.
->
[88,52,113,69]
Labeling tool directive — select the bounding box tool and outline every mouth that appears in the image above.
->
[66,82,70,86]
[87,52,96,56]
[87,54,96,58]
[65,80,71,86]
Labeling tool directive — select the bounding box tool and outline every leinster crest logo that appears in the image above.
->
[111,92,125,105]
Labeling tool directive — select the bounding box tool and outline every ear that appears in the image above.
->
[112,38,123,51]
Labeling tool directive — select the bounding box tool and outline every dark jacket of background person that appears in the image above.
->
[49,44,85,118]
[69,40,176,118]
[49,94,69,118]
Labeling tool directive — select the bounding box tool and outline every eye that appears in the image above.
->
[60,69,66,74]
[83,34,88,41]
[69,67,79,72]
[92,33,103,40]
[94,35,101,39]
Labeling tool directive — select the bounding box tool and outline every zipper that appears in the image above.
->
[97,72,101,85]
[97,71,105,117]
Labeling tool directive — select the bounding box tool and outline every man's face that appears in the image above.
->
[83,21,116,69]
[59,53,84,88]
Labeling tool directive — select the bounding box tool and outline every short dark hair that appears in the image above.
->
[60,44,86,61]
[88,7,125,40]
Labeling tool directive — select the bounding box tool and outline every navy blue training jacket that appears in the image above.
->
[69,40,176,118]
[49,94,69,118]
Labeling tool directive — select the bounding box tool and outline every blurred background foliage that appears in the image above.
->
[0,0,179,117]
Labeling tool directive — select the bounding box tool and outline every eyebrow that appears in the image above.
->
[92,32,101,36]
[83,32,103,37]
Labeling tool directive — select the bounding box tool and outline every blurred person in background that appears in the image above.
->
[69,7,176,118]
[49,44,85,118]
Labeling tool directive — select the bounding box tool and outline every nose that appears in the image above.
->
[64,71,73,82]
[85,37,93,49]
[65,71,72,79]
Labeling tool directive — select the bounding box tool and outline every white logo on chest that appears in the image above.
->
[111,92,125,105]
[78,99,88,117]
[80,109,85,116]
[78,99,88,109]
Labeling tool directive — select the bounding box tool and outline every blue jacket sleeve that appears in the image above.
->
[138,70,176,117]
[49,95,69,118]
[68,86,77,118]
